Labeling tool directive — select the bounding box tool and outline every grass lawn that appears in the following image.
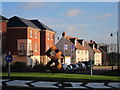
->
[1,72,120,82]
[94,66,117,67]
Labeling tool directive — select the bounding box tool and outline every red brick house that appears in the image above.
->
[0,15,8,66]
[6,16,41,66]
[31,20,56,65]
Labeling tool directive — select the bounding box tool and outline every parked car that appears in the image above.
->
[70,64,79,72]
[67,65,73,70]
[67,65,74,73]
[60,64,69,73]
[77,63,86,70]
[82,60,94,70]
[82,61,90,69]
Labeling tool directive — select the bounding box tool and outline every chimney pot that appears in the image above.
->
[62,32,66,37]
[90,40,92,42]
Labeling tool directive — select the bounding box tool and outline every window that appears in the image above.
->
[34,44,38,52]
[35,31,38,38]
[81,59,84,61]
[20,43,24,50]
[30,30,32,38]
[51,34,53,40]
[47,33,50,40]
[78,50,80,54]
[28,43,32,50]
[81,51,83,54]
[85,51,87,54]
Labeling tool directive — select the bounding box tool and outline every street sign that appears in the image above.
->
[5,55,13,62]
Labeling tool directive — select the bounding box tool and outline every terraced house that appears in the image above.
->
[30,20,55,65]
[6,16,41,66]
[86,40,102,65]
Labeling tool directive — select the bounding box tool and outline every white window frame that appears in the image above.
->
[30,30,33,38]
[47,33,50,40]
[34,43,38,52]
[35,31,38,38]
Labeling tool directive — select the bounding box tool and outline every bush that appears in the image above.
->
[33,63,46,72]
[12,62,28,72]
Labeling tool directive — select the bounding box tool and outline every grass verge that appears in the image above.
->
[1,72,120,82]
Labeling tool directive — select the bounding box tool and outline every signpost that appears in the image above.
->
[5,52,13,77]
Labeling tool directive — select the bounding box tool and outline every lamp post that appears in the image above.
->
[110,31,119,70]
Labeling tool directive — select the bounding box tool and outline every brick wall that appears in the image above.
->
[6,27,27,55]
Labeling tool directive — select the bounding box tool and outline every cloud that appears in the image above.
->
[97,13,113,19]
[65,9,81,17]
[21,2,43,9]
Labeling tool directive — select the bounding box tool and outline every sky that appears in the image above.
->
[1,2,118,44]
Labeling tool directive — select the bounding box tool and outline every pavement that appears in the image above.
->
[1,79,120,89]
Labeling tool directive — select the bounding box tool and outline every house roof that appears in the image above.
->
[93,48,101,53]
[69,38,76,44]
[66,36,88,50]
[0,15,8,21]
[30,20,55,32]
[85,41,101,53]
[75,41,88,50]
[7,16,40,29]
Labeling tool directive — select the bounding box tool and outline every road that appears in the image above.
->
[1,79,120,90]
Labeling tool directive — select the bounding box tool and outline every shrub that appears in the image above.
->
[33,63,46,72]
[12,62,27,72]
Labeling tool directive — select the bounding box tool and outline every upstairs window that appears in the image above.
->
[85,51,87,54]
[35,31,38,38]
[47,33,50,40]
[51,34,53,40]
[30,30,33,38]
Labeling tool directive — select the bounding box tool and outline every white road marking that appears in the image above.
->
[66,82,86,88]
[86,83,111,88]
[2,79,120,89]
[0,79,9,86]
[6,80,31,87]
[0,79,9,82]
[31,81,58,88]
[109,83,120,88]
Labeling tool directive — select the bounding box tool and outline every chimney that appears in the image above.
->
[97,44,99,49]
[90,40,92,43]
[62,32,66,37]
[93,44,95,49]
[75,38,77,45]
[82,40,85,46]
[93,41,95,43]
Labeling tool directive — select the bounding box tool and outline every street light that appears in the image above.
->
[110,31,119,70]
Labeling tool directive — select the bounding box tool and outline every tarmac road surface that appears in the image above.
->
[1,79,120,90]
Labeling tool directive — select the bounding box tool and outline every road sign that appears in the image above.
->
[5,55,13,62]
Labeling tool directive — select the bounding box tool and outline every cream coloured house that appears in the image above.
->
[86,40,102,65]
[56,32,89,64]
[93,48,102,65]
